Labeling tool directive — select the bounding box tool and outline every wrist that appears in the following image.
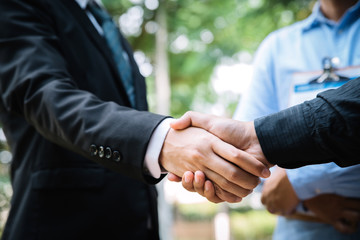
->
[248,121,273,168]
[159,128,176,173]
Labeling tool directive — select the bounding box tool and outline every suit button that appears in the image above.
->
[113,151,121,162]
[105,147,112,159]
[98,146,105,158]
[90,144,98,156]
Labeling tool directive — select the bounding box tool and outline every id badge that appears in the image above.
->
[288,65,360,107]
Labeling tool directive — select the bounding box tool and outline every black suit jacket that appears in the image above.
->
[0,0,166,239]
[255,77,360,169]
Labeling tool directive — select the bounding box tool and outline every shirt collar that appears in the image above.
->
[75,0,89,9]
[302,0,360,32]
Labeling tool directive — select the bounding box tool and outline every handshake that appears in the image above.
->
[159,111,274,203]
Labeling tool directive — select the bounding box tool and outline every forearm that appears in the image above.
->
[255,77,360,168]
[0,1,167,183]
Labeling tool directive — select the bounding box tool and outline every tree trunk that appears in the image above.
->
[155,1,170,115]
[155,2,173,240]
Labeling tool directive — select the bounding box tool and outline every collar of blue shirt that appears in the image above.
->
[302,0,360,32]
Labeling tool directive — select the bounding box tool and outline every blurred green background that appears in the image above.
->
[102,0,313,117]
[0,0,315,238]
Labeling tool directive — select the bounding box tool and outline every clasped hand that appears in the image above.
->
[159,111,273,203]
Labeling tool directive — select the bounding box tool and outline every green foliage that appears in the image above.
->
[102,0,314,116]
[0,138,11,233]
[175,203,277,239]
[230,210,277,240]
[176,202,218,221]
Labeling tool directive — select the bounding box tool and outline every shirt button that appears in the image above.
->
[113,151,121,162]
[89,144,98,156]
[105,147,112,159]
[98,146,105,158]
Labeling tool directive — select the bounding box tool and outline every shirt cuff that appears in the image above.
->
[286,167,333,200]
[144,118,174,179]
[295,202,311,214]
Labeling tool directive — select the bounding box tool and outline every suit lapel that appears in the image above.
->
[61,0,132,107]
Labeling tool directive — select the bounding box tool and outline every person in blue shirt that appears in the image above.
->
[232,0,360,238]
[168,0,360,238]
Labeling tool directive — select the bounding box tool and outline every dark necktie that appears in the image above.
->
[87,1,136,107]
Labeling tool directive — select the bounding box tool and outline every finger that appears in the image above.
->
[203,180,224,203]
[204,149,261,191]
[194,171,206,195]
[167,173,182,182]
[261,193,267,205]
[170,112,193,130]
[333,220,358,234]
[182,171,196,192]
[211,138,270,178]
[171,111,212,131]
[262,200,281,215]
[340,210,360,227]
[212,183,243,203]
[203,167,252,200]
[344,198,360,211]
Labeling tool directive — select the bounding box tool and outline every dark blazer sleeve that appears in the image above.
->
[255,77,360,168]
[0,0,167,183]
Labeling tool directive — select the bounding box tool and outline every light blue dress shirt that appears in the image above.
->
[234,1,360,239]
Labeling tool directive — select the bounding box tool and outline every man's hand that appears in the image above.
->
[170,111,273,170]
[166,111,272,202]
[160,127,268,203]
[304,194,360,234]
[261,168,299,215]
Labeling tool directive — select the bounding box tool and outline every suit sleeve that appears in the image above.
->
[0,0,167,183]
[255,77,360,168]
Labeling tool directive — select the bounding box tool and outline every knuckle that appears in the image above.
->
[214,184,223,195]
[230,150,242,160]
[261,196,267,205]
[190,149,204,161]
[228,196,242,203]
[248,177,261,189]
[227,168,239,183]
[241,189,252,197]
[182,183,194,192]
[219,178,232,190]
[184,111,195,119]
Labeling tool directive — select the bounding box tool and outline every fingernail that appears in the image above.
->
[194,175,199,184]
[185,174,190,183]
[262,168,271,178]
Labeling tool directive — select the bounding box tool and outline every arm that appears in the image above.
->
[304,194,360,234]
[171,77,360,171]
[0,1,269,193]
[169,87,360,199]
[0,0,166,183]
[255,77,360,168]
[286,164,360,201]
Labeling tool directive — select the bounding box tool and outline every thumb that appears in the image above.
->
[170,112,193,130]
[167,173,182,182]
[171,111,212,130]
